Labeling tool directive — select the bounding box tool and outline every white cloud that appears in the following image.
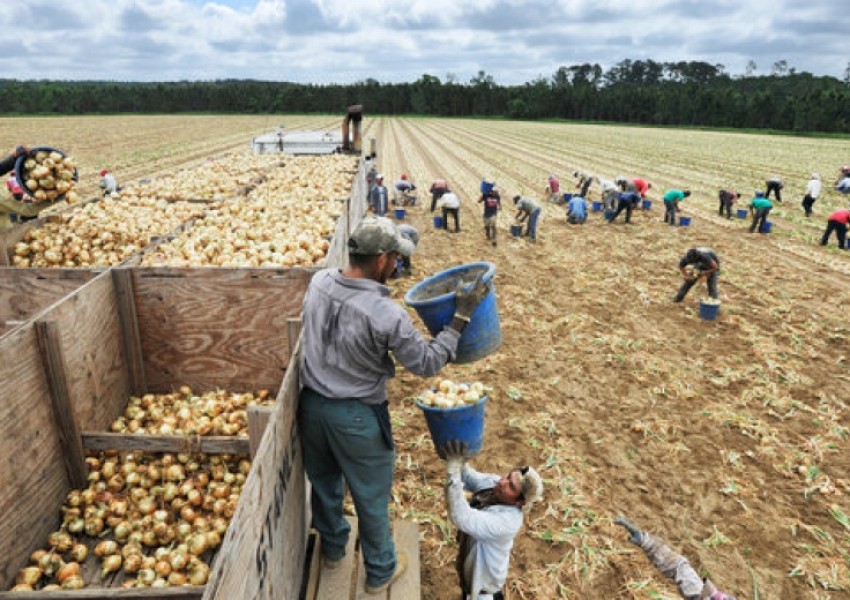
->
[2,0,848,83]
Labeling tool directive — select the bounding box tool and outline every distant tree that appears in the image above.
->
[772,60,789,76]
[746,60,757,76]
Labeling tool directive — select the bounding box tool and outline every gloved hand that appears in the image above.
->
[442,440,467,478]
[614,516,644,545]
[454,273,491,320]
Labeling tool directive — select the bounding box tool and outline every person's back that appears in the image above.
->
[829,208,850,223]
[567,196,587,222]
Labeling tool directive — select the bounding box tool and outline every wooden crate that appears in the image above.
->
[0,156,371,598]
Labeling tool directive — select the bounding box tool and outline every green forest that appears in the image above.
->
[2,59,849,133]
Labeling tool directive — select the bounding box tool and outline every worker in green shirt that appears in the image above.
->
[662,189,690,226]
[748,191,773,234]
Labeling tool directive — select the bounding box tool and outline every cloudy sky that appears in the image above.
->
[5,0,849,84]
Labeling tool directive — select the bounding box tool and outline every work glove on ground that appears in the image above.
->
[442,440,468,479]
[614,516,645,545]
[454,273,491,320]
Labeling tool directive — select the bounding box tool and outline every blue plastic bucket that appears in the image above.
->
[404,262,501,364]
[679,216,692,227]
[736,208,748,219]
[433,215,443,229]
[699,300,720,321]
[394,208,406,220]
[480,180,494,195]
[563,193,573,203]
[591,201,602,212]
[642,199,652,210]
[509,224,522,237]
[760,220,773,234]
[417,397,487,458]
[604,209,615,220]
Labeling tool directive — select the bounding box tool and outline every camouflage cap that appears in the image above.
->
[348,216,415,257]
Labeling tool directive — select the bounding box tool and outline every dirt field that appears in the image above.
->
[3,115,850,598]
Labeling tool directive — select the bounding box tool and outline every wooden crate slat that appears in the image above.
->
[111,268,146,396]
[35,320,87,489]
[0,269,97,325]
[315,518,359,600]
[388,521,420,600]
[247,405,273,459]
[81,432,250,455]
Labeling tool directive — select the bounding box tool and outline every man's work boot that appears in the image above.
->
[365,552,408,595]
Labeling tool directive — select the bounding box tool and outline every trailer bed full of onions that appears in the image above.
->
[110,387,274,437]
[10,451,250,591]
[11,196,207,268]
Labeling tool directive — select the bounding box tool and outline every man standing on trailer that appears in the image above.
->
[297,217,490,595]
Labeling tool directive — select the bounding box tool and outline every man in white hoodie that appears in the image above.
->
[801,173,822,218]
[444,444,543,600]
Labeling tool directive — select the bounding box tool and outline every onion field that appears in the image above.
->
[3,115,850,599]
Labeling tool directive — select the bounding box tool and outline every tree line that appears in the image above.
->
[1,59,849,134]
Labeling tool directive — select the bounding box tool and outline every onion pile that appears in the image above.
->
[19,149,81,204]
[12,451,248,591]
[141,155,355,268]
[110,387,273,437]
[122,153,284,201]
[418,380,488,409]
[11,196,206,268]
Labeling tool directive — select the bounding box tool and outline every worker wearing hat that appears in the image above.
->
[369,173,389,216]
[393,172,416,206]
[443,441,544,600]
[298,216,491,595]
[802,173,821,218]
[99,169,119,197]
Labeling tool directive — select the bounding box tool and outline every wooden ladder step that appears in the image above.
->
[307,518,420,600]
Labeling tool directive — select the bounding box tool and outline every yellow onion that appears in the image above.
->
[137,568,156,587]
[187,532,209,556]
[29,549,47,564]
[47,531,73,553]
[69,543,88,563]
[95,540,119,557]
[56,562,80,585]
[169,551,189,571]
[154,560,172,577]
[101,554,122,579]
[11,583,34,591]
[16,566,42,586]
[124,553,144,574]
[187,562,210,585]
[62,575,85,590]
[168,572,188,586]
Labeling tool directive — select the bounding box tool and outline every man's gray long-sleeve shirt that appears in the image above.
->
[299,269,460,404]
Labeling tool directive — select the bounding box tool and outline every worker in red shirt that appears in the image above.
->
[632,178,652,198]
[820,208,850,249]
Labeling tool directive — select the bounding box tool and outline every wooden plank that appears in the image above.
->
[0,268,97,325]
[0,586,204,599]
[286,317,302,359]
[389,521,420,600]
[80,432,250,454]
[316,518,359,600]
[203,340,308,600]
[132,268,311,393]
[34,320,87,490]
[111,268,147,396]
[247,405,273,459]
[0,325,68,590]
[303,533,322,600]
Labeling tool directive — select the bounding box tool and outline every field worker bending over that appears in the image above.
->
[545,173,560,203]
[444,442,544,600]
[99,169,120,196]
[599,178,619,212]
[764,175,783,202]
[478,187,501,246]
[748,191,773,233]
[0,146,66,230]
[574,170,595,200]
[393,173,416,206]
[395,223,419,275]
[369,173,389,217]
[717,189,739,219]
[820,208,850,249]
[674,247,719,303]
[566,195,588,224]
[835,171,850,195]
[615,517,737,600]
[430,178,448,212]
[663,189,691,226]
[608,190,640,224]
[801,173,821,217]
[438,190,462,233]
[512,195,542,242]
[615,176,636,193]
[298,217,490,595]
[632,177,651,198]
